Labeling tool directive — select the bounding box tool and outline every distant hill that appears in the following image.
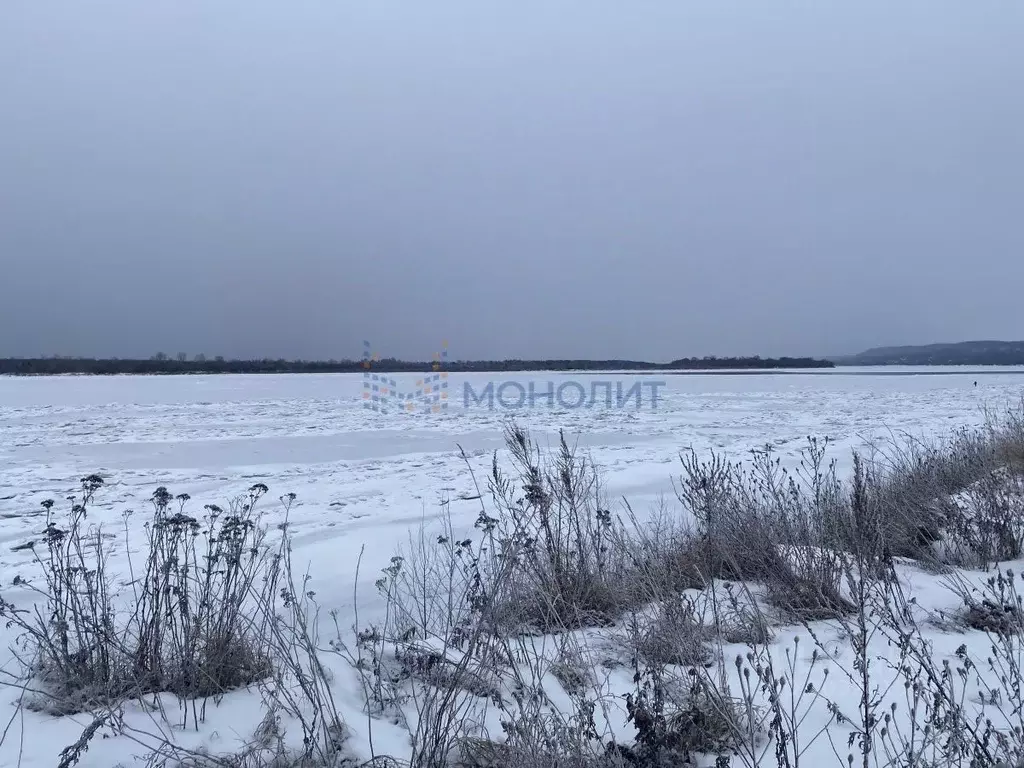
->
[834,340,1024,366]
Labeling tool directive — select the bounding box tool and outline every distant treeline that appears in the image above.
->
[0,354,834,376]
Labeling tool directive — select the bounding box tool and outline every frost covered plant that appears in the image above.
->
[129,484,276,726]
[871,570,1024,768]
[345,478,517,768]
[675,439,854,620]
[486,425,633,631]
[0,478,276,725]
[860,424,1021,567]
[627,596,711,668]
[621,652,749,766]
[0,475,122,712]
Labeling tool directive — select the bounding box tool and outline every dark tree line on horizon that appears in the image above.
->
[0,354,835,376]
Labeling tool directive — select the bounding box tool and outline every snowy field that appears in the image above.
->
[2,369,1021,571]
[1,369,1022,618]
[2,368,1024,766]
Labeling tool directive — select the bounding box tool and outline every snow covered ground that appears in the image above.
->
[1,368,1023,766]
[2,370,1020,583]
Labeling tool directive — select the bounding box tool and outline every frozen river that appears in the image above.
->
[1,368,1022,577]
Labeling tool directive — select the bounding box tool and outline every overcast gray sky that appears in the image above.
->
[1,2,1021,362]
